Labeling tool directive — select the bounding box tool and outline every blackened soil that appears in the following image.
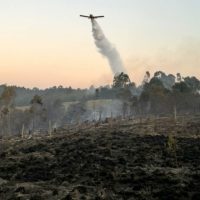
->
[0,118,200,200]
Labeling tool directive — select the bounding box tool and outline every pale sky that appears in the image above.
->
[0,0,200,88]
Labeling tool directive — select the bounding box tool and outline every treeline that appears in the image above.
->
[135,74,200,116]
[0,85,95,106]
[109,71,200,117]
[0,71,199,136]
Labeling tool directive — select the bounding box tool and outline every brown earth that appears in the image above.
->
[0,116,200,200]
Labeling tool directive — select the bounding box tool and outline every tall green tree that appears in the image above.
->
[112,73,131,89]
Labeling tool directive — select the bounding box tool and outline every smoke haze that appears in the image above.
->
[91,20,126,75]
[126,38,200,85]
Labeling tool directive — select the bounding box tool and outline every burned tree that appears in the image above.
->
[29,95,47,131]
[64,101,90,124]
[0,86,16,135]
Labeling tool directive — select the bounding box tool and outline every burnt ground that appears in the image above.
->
[0,116,200,200]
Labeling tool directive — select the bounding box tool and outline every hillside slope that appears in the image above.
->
[0,117,200,200]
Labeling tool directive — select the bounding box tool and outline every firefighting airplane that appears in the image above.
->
[80,14,104,20]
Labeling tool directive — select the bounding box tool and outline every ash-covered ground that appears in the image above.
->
[0,116,200,200]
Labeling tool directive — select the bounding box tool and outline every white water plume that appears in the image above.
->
[91,20,126,75]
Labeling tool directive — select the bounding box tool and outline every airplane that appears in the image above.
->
[80,14,104,20]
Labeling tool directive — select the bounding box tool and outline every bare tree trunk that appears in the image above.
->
[174,105,177,121]
[8,112,11,136]
[48,120,52,137]
[98,112,102,122]
[32,119,35,133]
[21,124,25,139]
[93,101,96,121]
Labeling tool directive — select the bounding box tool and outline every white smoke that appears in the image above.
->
[91,20,126,75]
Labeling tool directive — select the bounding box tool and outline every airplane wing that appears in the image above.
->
[94,16,104,18]
[80,15,89,18]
